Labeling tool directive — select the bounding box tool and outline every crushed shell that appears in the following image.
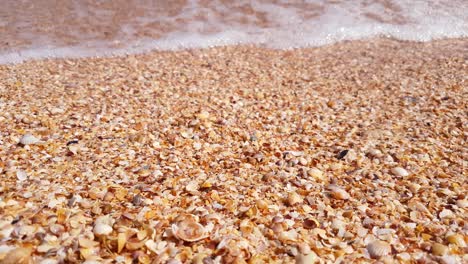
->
[0,39,466,263]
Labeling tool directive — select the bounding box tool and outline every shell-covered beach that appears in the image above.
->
[0,38,467,263]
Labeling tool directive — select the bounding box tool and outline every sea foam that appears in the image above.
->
[1,0,467,64]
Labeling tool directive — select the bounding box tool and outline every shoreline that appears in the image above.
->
[0,37,467,263]
[1,36,467,65]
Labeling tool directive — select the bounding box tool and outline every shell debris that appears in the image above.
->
[0,39,466,262]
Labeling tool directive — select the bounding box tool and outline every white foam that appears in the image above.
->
[1,0,467,64]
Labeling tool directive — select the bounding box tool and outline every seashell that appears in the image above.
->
[93,223,113,236]
[431,243,448,256]
[287,192,303,206]
[303,218,319,229]
[446,234,466,247]
[331,219,346,230]
[125,237,145,250]
[368,149,383,157]
[68,145,79,155]
[1,247,32,264]
[456,199,467,208]
[367,240,391,259]
[19,134,40,145]
[295,252,317,264]
[308,168,324,180]
[439,209,454,219]
[391,167,409,177]
[49,224,65,235]
[279,229,298,242]
[185,181,199,193]
[407,183,421,193]
[328,186,350,200]
[196,111,210,120]
[172,217,207,242]
[16,170,28,181]
[117,232,127,253]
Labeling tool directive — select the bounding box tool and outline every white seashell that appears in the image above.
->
[19,134,40,145]
[367,240,391,259]
[16,170,28,181]
[391,167,409,177]
[439,209,454,219]
[93,223,113,236]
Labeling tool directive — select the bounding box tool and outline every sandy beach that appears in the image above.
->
[0,38,467,263]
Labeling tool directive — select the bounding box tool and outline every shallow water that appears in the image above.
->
[1,0,467,63]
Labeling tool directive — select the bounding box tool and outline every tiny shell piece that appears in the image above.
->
[19,134,40,145]
[391,167,409,177]
[367,240,391,259]
[93,223,113,236]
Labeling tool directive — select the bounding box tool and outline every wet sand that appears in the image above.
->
[0,38,467,263]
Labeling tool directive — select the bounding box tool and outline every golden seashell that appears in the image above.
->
[431,243,448,256]
[446,234,466,247]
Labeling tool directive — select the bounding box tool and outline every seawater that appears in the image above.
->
[1,0,467,64]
